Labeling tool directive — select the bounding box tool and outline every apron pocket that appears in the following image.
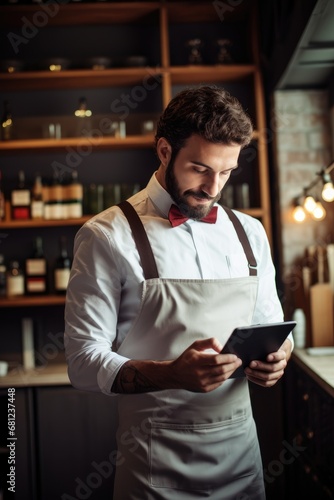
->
[149,415,259,492]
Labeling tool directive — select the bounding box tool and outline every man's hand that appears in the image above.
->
[244,338,293,387]
[111,337,242,394]
[169,337,242,392]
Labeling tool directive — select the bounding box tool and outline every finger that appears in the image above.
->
[190,337,223,354]
[245,367,285,382]
[245,374,279,387]
[191,351,240,368]
[248,359,287,372]
[206,359,242,379]
[266,349,287,363]
[245,370,284,387]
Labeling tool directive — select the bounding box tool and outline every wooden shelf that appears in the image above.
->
[0,66,255,92]
[0,67,164,91]
[0,295,65,308]
[0,2,160,26]
[0,215,92,229]
[0,131,261,154]
[0,135,155,153]
[0,1,250,27]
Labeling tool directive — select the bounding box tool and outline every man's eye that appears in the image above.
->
[194,168,207,174]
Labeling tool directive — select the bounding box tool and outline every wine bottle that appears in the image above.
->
[54,236,72,294]
[6,260,24,297]
[31,173,44,219]
[25,236,48,295]
[63,170,83,219]
[0,169,5,221]
[11,170,31,220]
[0,254,6,297]
[45,172,64,220]
[1,100,13,141]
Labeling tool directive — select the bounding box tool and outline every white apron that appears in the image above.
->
[113,202,265,500]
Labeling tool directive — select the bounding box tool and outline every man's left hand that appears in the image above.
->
[244,338,293,387]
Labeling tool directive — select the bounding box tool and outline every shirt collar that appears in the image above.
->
[146,172,174,219]
[145,172,228,222]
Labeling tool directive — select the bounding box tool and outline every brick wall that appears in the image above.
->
[273,90,334,283]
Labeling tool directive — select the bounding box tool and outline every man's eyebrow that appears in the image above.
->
[191,160,238,171]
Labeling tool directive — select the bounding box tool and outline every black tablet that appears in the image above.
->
[221,321,296,378]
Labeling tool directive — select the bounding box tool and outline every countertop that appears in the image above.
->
[0,363,70,388]
[292,348,334,398]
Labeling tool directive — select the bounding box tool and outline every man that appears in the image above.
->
[64,85,293,499]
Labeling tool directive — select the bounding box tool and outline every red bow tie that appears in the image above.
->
[168,204,218,227]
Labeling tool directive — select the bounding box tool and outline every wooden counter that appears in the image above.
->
[0,363,70,388]
[292,348,334,398]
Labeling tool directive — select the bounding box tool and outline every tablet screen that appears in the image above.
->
[221,321,296,378]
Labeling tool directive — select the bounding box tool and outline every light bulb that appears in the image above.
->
[322,181,334,202]
[311,201,326,221]
[304,195,317,213]
[292,205,306,223]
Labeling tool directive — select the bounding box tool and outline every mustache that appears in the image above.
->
[184,190,216,201]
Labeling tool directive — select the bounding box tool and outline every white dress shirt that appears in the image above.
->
[64,173,288,395]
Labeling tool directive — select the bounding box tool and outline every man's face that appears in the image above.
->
[165,135,241,220]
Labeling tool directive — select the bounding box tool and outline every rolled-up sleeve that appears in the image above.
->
[64,221,130,395]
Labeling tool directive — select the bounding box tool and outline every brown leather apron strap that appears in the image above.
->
[118,201,257,278]
[222,206,258,276]
[118,201,159,279]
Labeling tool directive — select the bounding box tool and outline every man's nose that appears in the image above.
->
[202,175,220,198]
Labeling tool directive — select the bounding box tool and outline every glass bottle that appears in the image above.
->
[31,173,44,219]
[45,172,63,220]
[0,169,5,221]
[54,236,72,294]
[1,100,13,141]
[63,170,83,219]
[0,254,6,297]
[11,170,31,220]
[6,260,24,297]
[185,38,203,65]
[25,236,48,295]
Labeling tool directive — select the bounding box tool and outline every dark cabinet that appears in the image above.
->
[35,386,119,500]
[1,385,119,500]
[0,388,36,500]
[284,358,334,500]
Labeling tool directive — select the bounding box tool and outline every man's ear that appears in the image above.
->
[156,137,172,166]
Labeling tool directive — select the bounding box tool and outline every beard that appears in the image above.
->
[165,158,221,220]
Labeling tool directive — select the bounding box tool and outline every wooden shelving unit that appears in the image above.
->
[0,0,271,297]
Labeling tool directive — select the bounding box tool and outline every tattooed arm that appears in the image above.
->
[111,338,242,394]
[111,360,162,393]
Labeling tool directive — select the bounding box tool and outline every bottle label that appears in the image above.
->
[11,190,31,206]
[31,200,44,219]
[55,268,70,291]
[26,258,46,276]
[67,202,82,219]
[12,206,30,220]
[65,185,83,200]
[26,277,47,293]
[7,275,24,296]
[49,202,64,220]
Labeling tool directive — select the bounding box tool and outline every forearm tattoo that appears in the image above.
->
[112,361,159,394]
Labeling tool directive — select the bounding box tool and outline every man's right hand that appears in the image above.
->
[111,337,242,394]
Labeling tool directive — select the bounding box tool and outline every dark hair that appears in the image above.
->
[155,85,253,157]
